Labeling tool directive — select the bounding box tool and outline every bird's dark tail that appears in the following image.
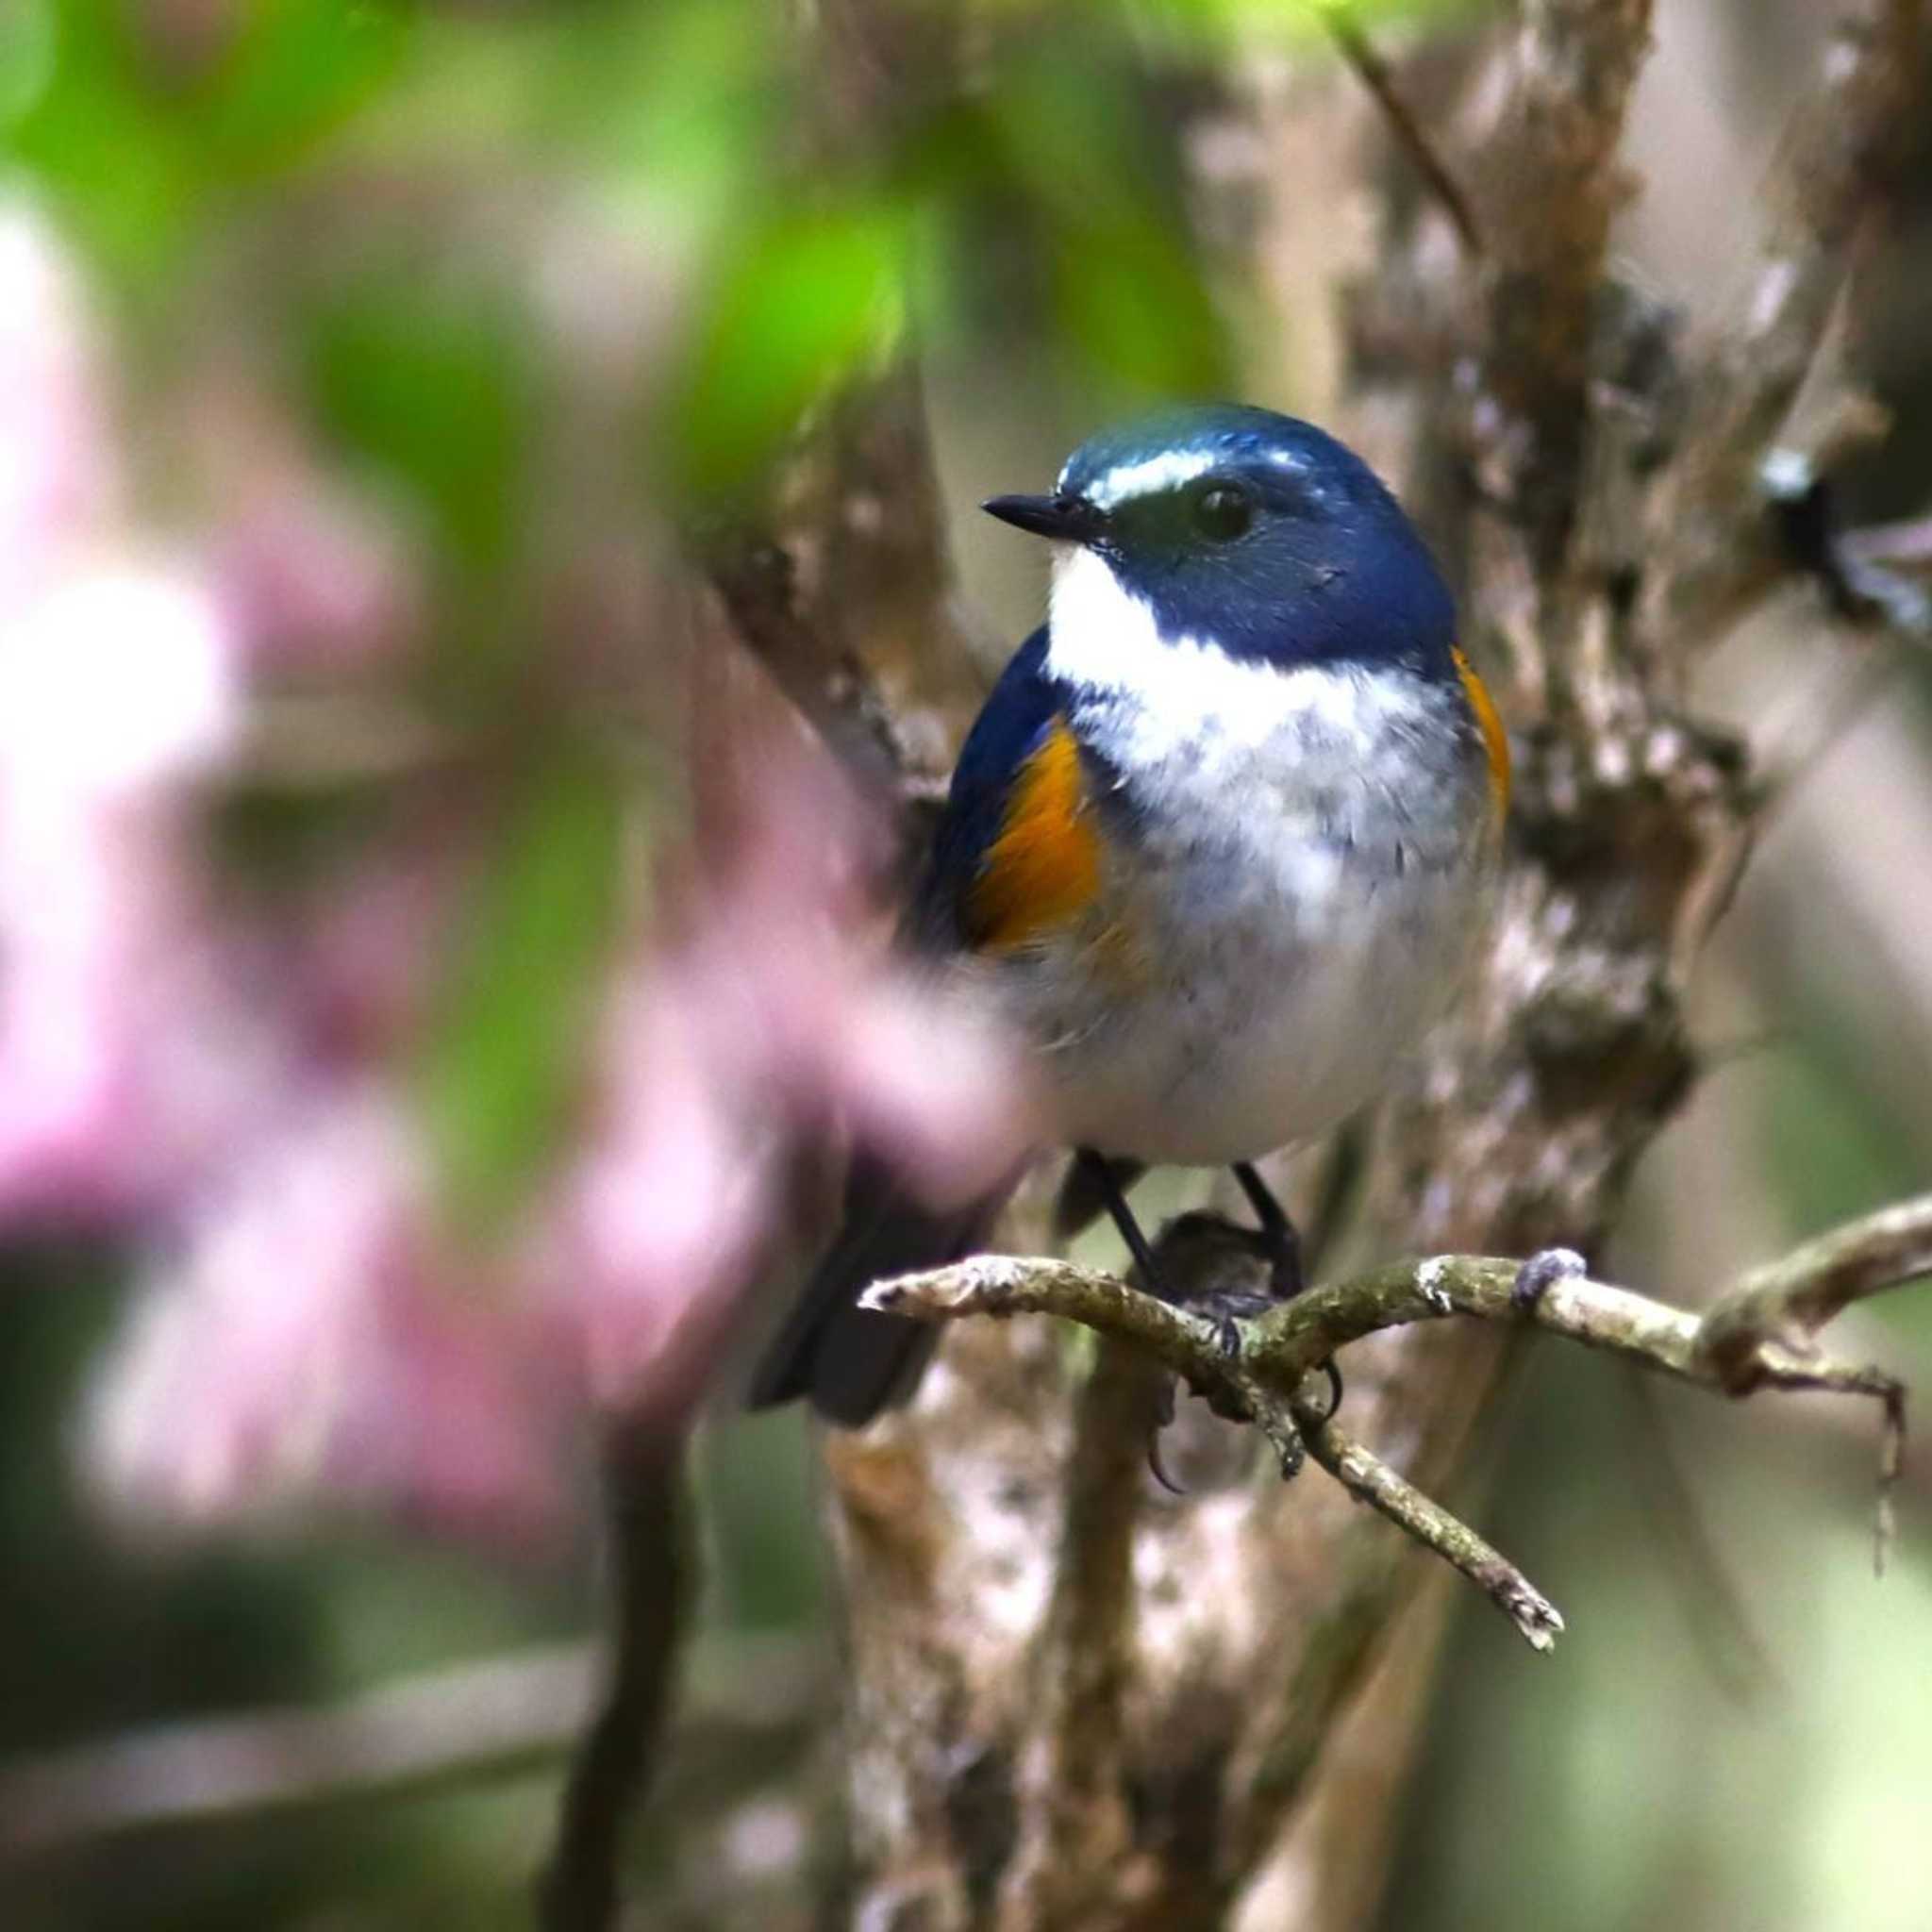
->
[748,1155,1007,1427]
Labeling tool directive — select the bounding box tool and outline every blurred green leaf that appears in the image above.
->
[200,0,414,179]
[541,0,774,199]
[982,37,1235,402]
[1049,210,1232,400]
[3,0,199,277]
[418,753,624,1241]
[305,277,535,572]
[5,0,410,287]
[1131,0,1488,42]
[0,0,55,127]
[670,199,908,500]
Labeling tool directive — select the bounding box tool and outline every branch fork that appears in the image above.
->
[865,1193,1930,1646]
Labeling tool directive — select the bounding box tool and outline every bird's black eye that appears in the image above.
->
[1191,482,1252,541]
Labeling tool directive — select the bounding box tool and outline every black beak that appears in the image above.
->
[981,492,1106,544]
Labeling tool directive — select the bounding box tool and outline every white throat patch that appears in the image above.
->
[1044,543,1418,762]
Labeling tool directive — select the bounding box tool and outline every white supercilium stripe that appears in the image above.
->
[1071,446,1220,511]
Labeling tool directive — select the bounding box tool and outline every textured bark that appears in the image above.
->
[703,4,1929,1928]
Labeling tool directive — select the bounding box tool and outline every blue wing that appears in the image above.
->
[748,630,1073,1424]
[914,625,1062,951]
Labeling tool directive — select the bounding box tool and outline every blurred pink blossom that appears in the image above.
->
[86,1088,571,1537]
[4,194,1029,1540]
[192,384,421,672]
[0,565,263,1215]
[89,732,1030,1528]
[557,692,1028,1414]
[0,198,271,1217]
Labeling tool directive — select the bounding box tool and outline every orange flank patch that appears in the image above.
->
[1452,644,1511,820]
[968,718,1103,951]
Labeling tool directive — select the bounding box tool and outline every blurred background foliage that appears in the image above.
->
[1,0,1930,1927]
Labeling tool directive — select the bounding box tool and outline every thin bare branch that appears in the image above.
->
[1695,1192,1932,1389]
[0,1635,822,1862]
[1320,5,1482,256]
[1289,1391,1564,1653]
[1711,1,1924,472]
[0,1647,591,1863]
[871,1189,1931,1618]
[539,1421,691,1932]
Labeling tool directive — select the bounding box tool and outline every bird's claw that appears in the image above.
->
[1146,1374,1185,1493]
[1315,1357,1343,1422]
[1146,1428,1186,1495]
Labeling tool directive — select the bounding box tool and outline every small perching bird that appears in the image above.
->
[751,405,1508,1424]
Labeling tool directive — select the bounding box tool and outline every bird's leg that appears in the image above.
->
[1230,1160,1344,1419]
[1074,1149,1193,1488]
[1077,1146,1169,1297]
[1230,1161,1305,1301]
[1075,1153,1242,1344]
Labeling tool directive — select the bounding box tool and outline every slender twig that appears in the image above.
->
[1697,1191,1932,1379]
[868,1194,1932,1638]
[0,1646,592,1862]
[0,1634,821,1861]
[1846,514,1932,573]
[1289,1390,1564,1653]
[1764,453,1932,637]
[700,527,913,802]
[538,1419,691,1932]
[1711,1,1924,474]
[864,1255,1228,1378]
[1319,4,1483,257]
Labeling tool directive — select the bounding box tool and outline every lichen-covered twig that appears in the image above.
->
[867,1193,1930,1636]
[1288,1391,1565,1654]
[1696,1191,1932,1384]
[863,1254,1230,1378]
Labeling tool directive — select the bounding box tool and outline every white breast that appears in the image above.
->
[994,546,1493,1167]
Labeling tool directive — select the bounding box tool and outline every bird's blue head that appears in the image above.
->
[983,404,1456,680]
